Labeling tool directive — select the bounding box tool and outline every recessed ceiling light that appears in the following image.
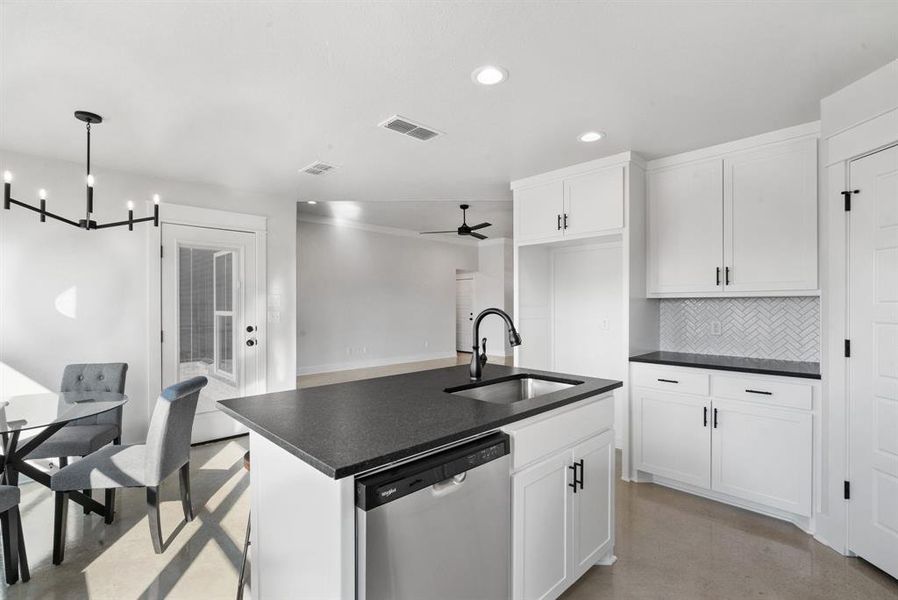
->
[306,200,317,205]
[578,131,605,143]
[472,65,508,86]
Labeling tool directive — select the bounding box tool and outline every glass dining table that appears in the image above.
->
[0,391,128,512]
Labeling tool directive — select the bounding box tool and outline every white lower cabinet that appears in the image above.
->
[631,364,815,521]
[505,396,615,600]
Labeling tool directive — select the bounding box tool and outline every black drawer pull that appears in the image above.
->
[657,378,679,384]
[745,389,772,395]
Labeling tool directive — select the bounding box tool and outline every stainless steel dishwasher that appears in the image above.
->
[355,432,511,600]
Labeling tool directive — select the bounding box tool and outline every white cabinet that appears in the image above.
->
[630,363,816,520]
[512,429,615,600]
[512,450,572,600]
[514,165,624,244]
[646,159,723,294]
[516,181,564,244]
[723,138,818,292]
[646,126,819,296]
[504,396,615,600]
[711,398,812,516]
[632,389,711,489]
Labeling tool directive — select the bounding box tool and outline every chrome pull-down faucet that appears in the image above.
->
[470,308,522,381]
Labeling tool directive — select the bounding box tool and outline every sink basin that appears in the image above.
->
[446,374,582,405]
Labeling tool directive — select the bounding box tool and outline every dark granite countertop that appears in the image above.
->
[217,364,621,479]
[629,351,821,380]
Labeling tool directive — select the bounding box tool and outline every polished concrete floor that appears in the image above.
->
[3,354,896,599]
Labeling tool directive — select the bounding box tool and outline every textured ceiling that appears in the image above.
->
[1,2,896,204]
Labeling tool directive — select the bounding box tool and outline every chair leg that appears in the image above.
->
[58,456,68,469]
[179,463,193,522]
[14,507,28,583]
[104,488,116,525]
[83,489,91,515]
[237,511,251,600]
[53,492,68,566]
[146,486,163,554]
[1,508,19,584]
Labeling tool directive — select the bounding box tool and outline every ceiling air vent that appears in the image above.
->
[378,115,443,141]
[301,161,336,176]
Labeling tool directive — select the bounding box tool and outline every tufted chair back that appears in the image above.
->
[60,363,128,426]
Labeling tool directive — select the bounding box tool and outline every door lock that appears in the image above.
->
[246,338,257,347]
[246,325,256,333]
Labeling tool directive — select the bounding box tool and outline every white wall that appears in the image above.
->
[0,150,297,443]
[297,219,478,374]
[474,239,515,356]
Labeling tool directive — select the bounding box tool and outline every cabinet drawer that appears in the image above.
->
[631,366,709,396]
[504,395,613,472]
[710,374,812,410]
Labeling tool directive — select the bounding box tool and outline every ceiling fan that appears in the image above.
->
[420,204,492,240]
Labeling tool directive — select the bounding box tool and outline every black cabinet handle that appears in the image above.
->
[725,267,731,285]
[716,267,721,286]
[745,389,772,396]
[703,406,708,427]
[568,463,578,493]
[557,214,562,231]
[563,213,569,230]
[577,459,584,490]
[713,408,719,428]
[657,378,679,384]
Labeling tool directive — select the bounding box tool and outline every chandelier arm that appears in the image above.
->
[6,197,81,227]
[94,215,157,229]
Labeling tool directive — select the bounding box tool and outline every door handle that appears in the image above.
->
[716,267,721,286]
[246,338,257,347]
[703,406,708,427]
[563,213,569,230]
[576,459,584,490]
[725,267,731,286]
[557,214,562,231]
[568,463,578,493]
[713,408,719,428]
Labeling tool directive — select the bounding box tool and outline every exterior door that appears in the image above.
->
[646,159,724,294]
[456,277,474,352]
[162,223,263,443]
[848,144,898,579]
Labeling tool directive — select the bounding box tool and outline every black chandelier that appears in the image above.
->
[3,110,159,231]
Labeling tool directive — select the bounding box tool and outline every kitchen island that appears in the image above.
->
[219,363,622,599]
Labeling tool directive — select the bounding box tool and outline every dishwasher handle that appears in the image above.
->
[431,472,467,496]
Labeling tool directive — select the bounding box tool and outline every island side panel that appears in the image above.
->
[251,432,356,600]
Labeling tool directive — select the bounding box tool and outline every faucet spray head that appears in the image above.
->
[508,328,522,347]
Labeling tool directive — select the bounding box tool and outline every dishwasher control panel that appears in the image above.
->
[355,432,510,511]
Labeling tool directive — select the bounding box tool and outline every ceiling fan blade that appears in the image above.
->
[468,232,488,240]
[468,222,492,231]
[420,230,458,235]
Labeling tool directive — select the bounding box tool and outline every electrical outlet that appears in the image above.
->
[601,318,609,331]
[710,321,722,336]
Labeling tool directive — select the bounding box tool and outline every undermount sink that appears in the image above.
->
[446,374,582,405]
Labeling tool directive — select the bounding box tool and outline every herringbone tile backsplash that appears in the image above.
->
[659,297,820,362]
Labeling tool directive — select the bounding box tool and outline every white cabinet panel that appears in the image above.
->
[647,159,724,294]
[564,167,624,237]
[633,389,711,489]
[512,451,571,600]
[723,138,818,292]
[571,430,614,580]
[711,398,812,516]
[516,181,564,244]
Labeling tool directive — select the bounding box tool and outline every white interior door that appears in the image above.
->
[162,223,263,443]
[456,277,474,353]
[848,144,898,579]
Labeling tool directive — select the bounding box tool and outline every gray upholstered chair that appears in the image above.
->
[0,485,28,584]
[27,363,127,523]
[50,376,207,564]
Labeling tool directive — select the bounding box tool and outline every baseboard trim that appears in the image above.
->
[298,352,457,376]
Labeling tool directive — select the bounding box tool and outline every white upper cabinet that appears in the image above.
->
[516,180,565,244]
[723,138,818,292]
[647,159,724,294]
[514,161,627,245]
[563,167,624,237]
[646,124,819,296]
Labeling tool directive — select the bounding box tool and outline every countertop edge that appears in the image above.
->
[218,379,622,479]
[628,355,821,380]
